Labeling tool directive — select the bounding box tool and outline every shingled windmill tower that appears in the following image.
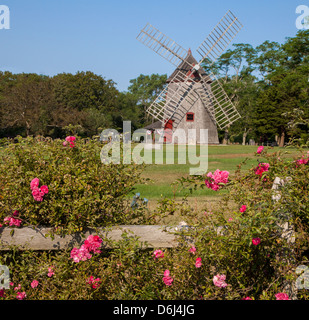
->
[137,11,243,144]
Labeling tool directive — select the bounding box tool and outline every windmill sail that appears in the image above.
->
[136,23,188,66]
[146,69,200,126]
[196,10,243,65]
[199,73,241,129]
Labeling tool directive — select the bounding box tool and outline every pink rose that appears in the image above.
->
[189,246,196,254]
[213,170,229,184]
[16,292,26,300]
[213,274,228,288]
[87,276,101,289]
[242,296,253,300]
[14,284,21,291]
[205,170,229,191]
[47,266,55,277]
[30,178,40,190]
[252,238,261,246]
[195,257,202,268]
[295,157,309,167]
[70,234,102,263]
[31,182,48,201]
[255,163,270,177]
[31,187,39,196]
[163,269,174,286]
[4,216,22,227]
[84,235,102,254]
[257,146,264,154]
[70,245,92,263]
[40,185,49,195]
[11,218,22,227]
[64,136,76,148]
[65,136,76,143]
[240,205,247,213]
[153,249,164,259]
[275,292,290,300]
[31,280,39,288]
[32,187,43,201]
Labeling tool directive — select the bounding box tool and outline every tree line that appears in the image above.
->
[0,71,144,138]
[0,30,308,145]
[211,29,309,146]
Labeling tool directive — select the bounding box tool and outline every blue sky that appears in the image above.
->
[0,0,306,92]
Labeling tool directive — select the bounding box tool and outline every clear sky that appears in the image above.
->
[0,0,306,92]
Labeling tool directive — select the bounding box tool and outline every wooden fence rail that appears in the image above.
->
[0,225,184,250]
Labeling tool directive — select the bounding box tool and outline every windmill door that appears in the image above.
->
[164,119,173,143]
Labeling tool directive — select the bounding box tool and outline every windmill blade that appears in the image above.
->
[195,82,216,123]
[196,10,243,65]
[198,73,241,129]
[137,23,188,66]
[146,68,201,126]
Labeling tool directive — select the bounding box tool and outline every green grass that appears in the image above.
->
[131,145,299,200]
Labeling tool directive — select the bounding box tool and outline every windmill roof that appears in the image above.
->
[144,121,162,130]
[166,49,212,84]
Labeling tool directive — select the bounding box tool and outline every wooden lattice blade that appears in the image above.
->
[196,10,243,65]
[137,23,188,66]
[201,72,241,129]
[146,65,202,125]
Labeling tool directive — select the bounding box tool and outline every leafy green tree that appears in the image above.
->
[51,71,119,136]
[252,30,309,146]
[253,41,285,78]
[52,71,119,113]
[127,73,167,124]
[0,73,55,136]
[113,92,143,131]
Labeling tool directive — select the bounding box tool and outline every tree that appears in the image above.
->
[252,30,309,146]
[112,92,143,131]
[0,73,55,136]
[253,41,285,78]
[51,71,119,136]
[127,73,167,124]
[52,71,119,113]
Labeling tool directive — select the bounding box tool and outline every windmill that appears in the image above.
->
[136,10,243,144]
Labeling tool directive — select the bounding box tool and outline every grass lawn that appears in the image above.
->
[132,145,278,199]
[129,144,300,221]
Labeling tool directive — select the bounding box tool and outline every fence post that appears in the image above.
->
[272,176,297,299]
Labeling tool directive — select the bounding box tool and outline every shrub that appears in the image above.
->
[0,136,146,235]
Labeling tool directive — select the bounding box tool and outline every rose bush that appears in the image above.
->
[0,136,147,235]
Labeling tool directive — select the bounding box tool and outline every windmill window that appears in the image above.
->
[186,113,194,122]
